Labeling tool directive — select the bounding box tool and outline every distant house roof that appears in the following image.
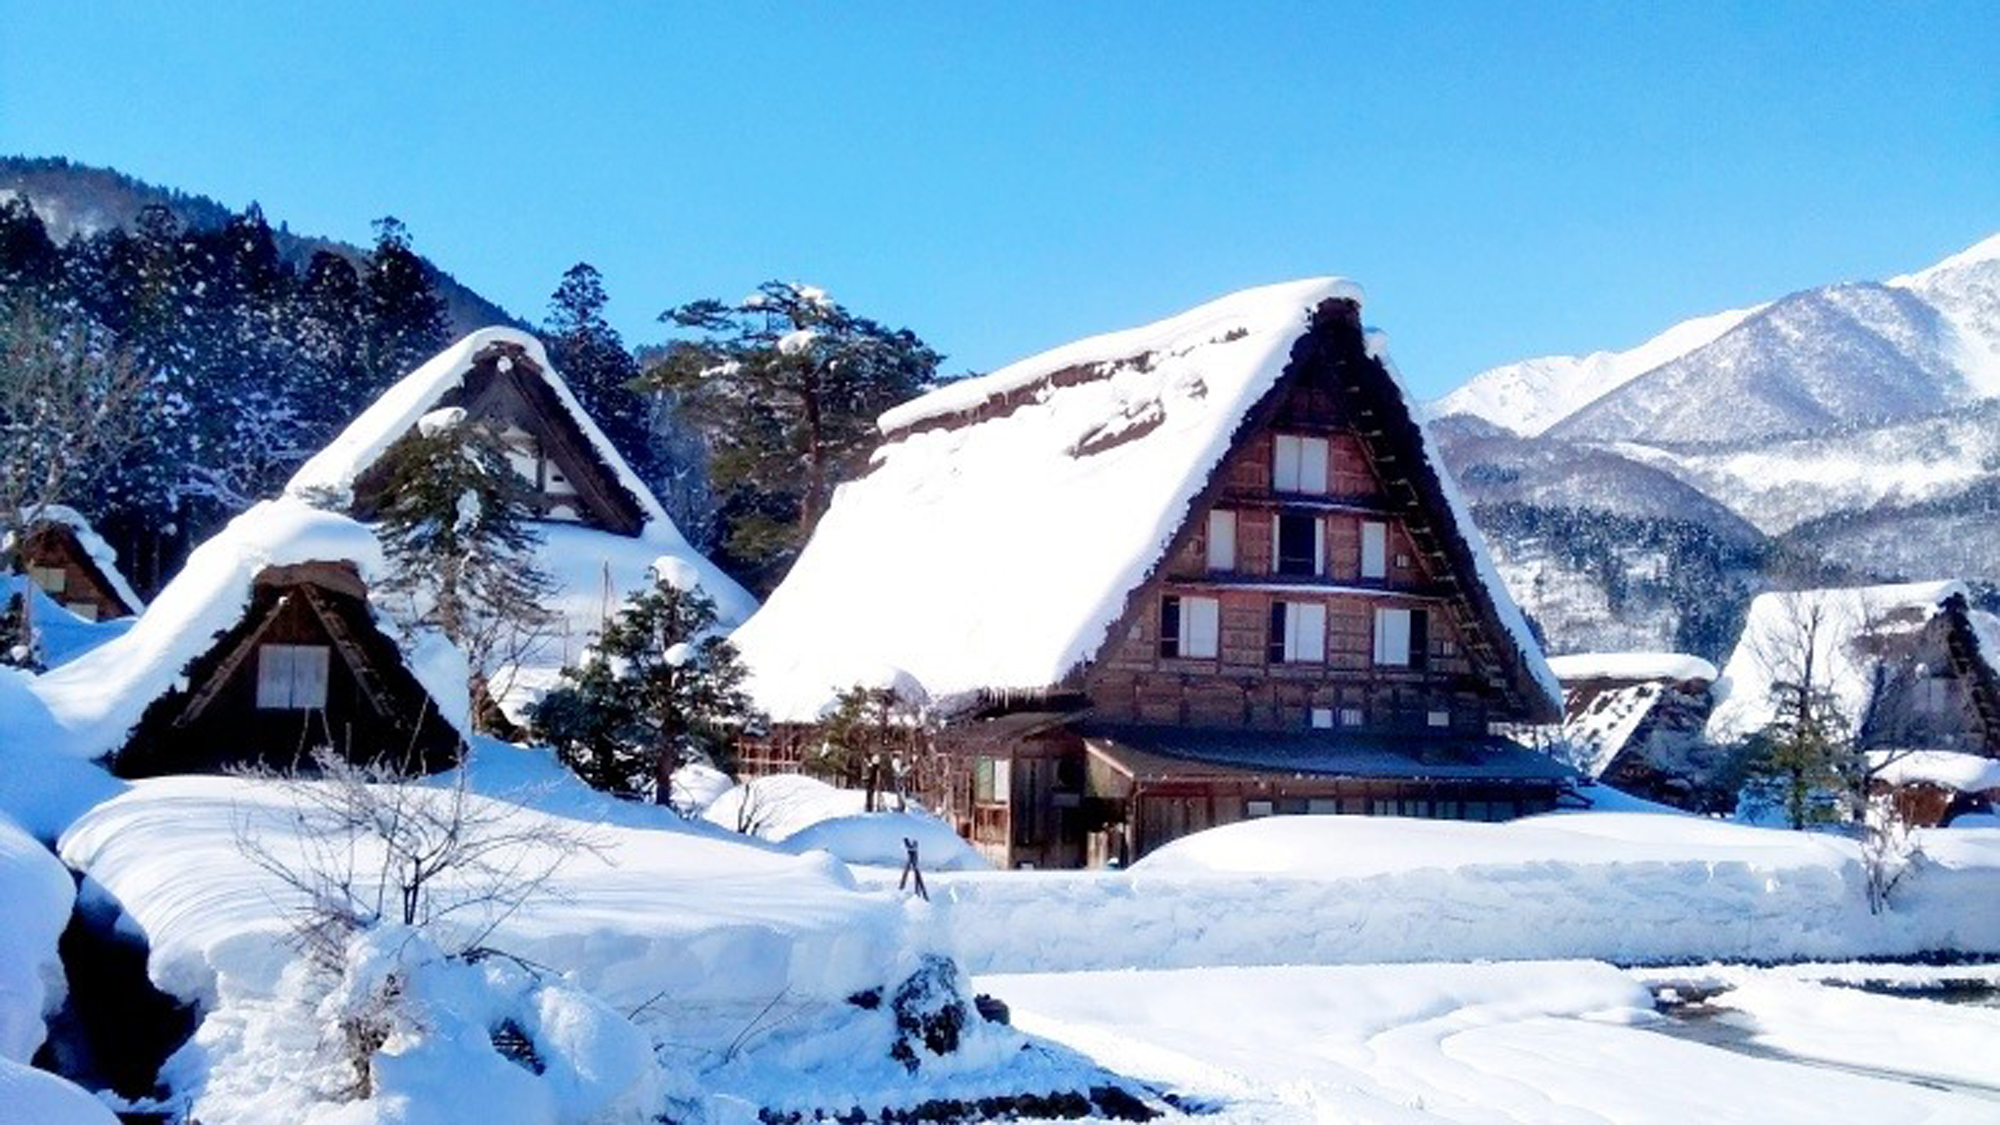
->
[1082,723,1579,784]
[734,279,1559,722]
[1706,580,2000,744]
[8,504,144,616]
[31,499,471,762]
[1548,652,1717,685]
[282,328,757,720]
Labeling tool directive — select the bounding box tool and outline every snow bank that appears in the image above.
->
[0,667,125,838]
[0,1058,118,1125]
[0,811,75,1064]
[2,575,134,667]
[893,813,2000,974]
[29,498,472,762]
[1706,580,1966,744]
[1548,651,1718,683]
[1868,749,2000,793]
[57,775,910,1014]
[737,278,1557,721]
[703,774,988,871]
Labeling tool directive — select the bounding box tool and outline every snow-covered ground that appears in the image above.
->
[986,961,1998,1122]
[700,773,989,871]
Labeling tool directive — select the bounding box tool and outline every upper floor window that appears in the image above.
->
[1268,601,1327,663]
[1160,594,1220,659]
[1360,521,1388,580]
[257,644,330,710]
[1372,607,1429,669]
[1274,512,1324,577]
[1206,509,1237,571]
[1273,434,1329,495]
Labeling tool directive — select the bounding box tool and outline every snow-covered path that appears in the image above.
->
[984,962,1994,1123]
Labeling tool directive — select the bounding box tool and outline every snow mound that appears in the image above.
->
[0,1058,118,1125]
[0,667,126,838]
[0,810,75,1064]
[1548,651,1718,683]
[896,812,2000,973]
[58,775,908,1013]
[703,775,988,871]
[29,498,472,762]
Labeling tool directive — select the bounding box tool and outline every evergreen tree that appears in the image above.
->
[645,282,941,592]
[543,263,652,477]
[364,216,448,385]
[811,683,930,812]
[374,409,557,729]
[0,196,62,293]
[530,567,755,803]
[294,251,372,435]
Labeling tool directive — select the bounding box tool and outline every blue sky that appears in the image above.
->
[3,2,1995,396]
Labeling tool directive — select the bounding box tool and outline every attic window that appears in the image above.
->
[65,601,99,622]
[257,644,331,710]
[1206,510,1237,571]
[1372,608,1429,669]
[1273,435,1329,495]
[1360,522,1388,580]
[28,565,66,594]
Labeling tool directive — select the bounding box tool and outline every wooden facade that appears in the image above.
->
[112,561,463,777]
[1854,593,2000,759]
[348,339,647,537]
[14,521,139,621]
[750,297,1574,869]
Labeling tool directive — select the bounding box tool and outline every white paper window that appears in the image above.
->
[1307,798,1339,815]
[1280,603,1326,663]
[1181,595,1220,659]
[28,565,66,594]
[65,601,99,622]
[1340,707,1364,727]
[1428,710,1450,728]
[1272,435,1329,494]
[1361,521,1388,579]
[1373,608,1412,667]
[1206,509,1237,570]
[256,644,331,710]
[991,757,1012,805]
[1310,707,1333,729]
[1245,800,1275,819]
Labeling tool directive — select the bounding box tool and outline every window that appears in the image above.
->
[1268,601,1327,663]
[1272,434,1329,494]
[1395,553,1412,569]
[1372,607,1429,668]
[1274,513,1323,576]
[1916,674,1953,715]
[974,756,1011,804]
[27,565,66,594]
[1245,799,1275,819]
[65,601,99,622]
[256,644,330,710]
[1360,521,1388,580]
[1159,595,1219,659]
[1340,707,1364,727]
[1310,708,1334,729]
[1370,798,1396,816]
[1427,710,1450,728]
[1307,798,1339,815]
[1206,509,1237,570]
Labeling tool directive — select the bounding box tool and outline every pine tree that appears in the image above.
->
[294,251,372,436]
[364,216,448,385]
[374,410,557,729]
[0,195,62,293]
[645,282,941,592]
[543,263,652,478]
[530,567,755,803]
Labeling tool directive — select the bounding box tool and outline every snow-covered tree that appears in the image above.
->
[543,262,652,477]
[374,409,556,729]
[646,281,942,591]
[530,564,756,803]
[364,216,448,386]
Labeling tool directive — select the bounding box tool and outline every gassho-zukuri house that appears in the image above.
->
[732,278,1574,868]
[282,327,756,723]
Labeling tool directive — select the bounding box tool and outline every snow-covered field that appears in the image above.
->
[987,961,2000,1123]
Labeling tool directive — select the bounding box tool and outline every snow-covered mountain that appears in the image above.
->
[1430,233,2000,657]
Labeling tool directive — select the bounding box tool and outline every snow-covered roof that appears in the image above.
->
[30,498,471,761]
[281,328,757,717]
[1549,652,1718,685]
[1706,580,1974,744]
[734,279,1561,722]
[1866,749,2000,794]
[7,504,144,615]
